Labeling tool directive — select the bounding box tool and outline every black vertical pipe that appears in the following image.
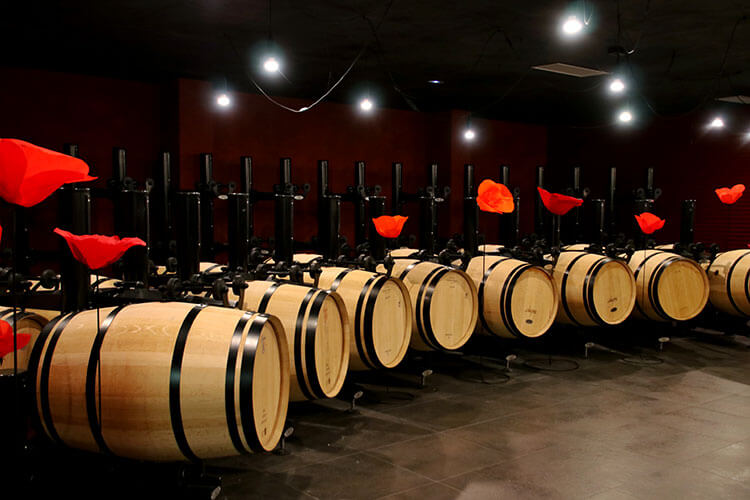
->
[59,187,91,312]
[154,152,172,263]
[428,163,439,191]
[608,167,617,236]
[500,165,510,186]
[116,190,150,284]
[646,167,655,199]
[319,195,341,260]
[113,148,127,185]
[280,158,292,187]
[63,143,79,158]
[551,214,562,248]
[353,161,367,246]
[499,165,512,244]
[274,194,294,263]
[241,156,254,240]
[592,199,606,244]
[535,166,545,236]
[509,194,521,245]
[240,156,253,194]
[391,162,403,215]
[228,192,250,272]
[318,160,329,200]
[199,153,214,260]
[318,160,330,232]
[419,197,437,254]
[571,166,582,242]
[175,192,201,281]
[463,164,478,257]
[680,200,696,245]
[369,195,387,259]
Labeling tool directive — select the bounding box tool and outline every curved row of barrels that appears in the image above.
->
[3,245,748,463]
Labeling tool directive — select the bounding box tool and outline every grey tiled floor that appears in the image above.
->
[211,328,750,500]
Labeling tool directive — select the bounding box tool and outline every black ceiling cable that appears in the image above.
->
[224,0,396,113]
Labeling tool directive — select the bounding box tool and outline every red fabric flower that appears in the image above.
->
[0,319,31,360]
[0,139,96,207]
[476,179,514,214]
[537,187,583,216]
[715,184,745,205]
[372,215,408,239]
[634,212,666,234]
[54,228,146,270]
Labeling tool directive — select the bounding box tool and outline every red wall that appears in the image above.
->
[547,112,750,248]
[0,67,167,255]
[175,79,547,250]
[0,68,548,262]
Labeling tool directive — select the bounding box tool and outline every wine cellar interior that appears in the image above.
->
[1,2,749,499]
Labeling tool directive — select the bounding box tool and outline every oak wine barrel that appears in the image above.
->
[381,249,478,351]
[628,249,709,321]
[552,249,636,326]
[29,302,290,461]
[0,308,48,372]
[463,255,558,339]
[238,281,349,401]
[706,249,750,317]
[293,254,413,371]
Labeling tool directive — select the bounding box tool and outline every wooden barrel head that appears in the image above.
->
[591,259,637,324]
[0,309,48,372]
[553,251,636,327]
[427,269,477,350]
[654,258,710,321]
[250,315,290,451]
[507,267,558,338]
[370,278,411,367]
[708,249,750,317]
[312,292,349,397]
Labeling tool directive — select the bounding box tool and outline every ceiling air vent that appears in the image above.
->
[532,63,609,77]
[716,96,750,104]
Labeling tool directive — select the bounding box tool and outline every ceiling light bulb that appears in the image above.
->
[216,93,231,107]
[464,129,476,140]
[263,57,280,73]
[359,98,373,112]
[609,78,626,93]
[428,80,443,84]
[709,117,724,129]
[562,16,584,35]
[618,110,633,123]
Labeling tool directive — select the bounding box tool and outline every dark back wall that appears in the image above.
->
[0,67,548,263]
[547,112,750,248]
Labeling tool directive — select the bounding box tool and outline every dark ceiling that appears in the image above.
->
[2,1,749,125]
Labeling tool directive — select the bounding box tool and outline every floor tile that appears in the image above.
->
[646,406,750,441]
[367,433,506,481]
[444,443,667,499]
[378,481,461,500]
[616,463,750,499]
[685,439,750,485]
[697,393,750,418]
[594,420,734,461]
[283,452,431,500]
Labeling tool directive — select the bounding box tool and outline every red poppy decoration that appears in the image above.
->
[476,179,514,214]
[715,184,745,205]
[54,228,146,270]
[0,320,31,360]
[634,212,666,234]
[537,187,583,216]
[372,215,408,239]
[0,139,96,207]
